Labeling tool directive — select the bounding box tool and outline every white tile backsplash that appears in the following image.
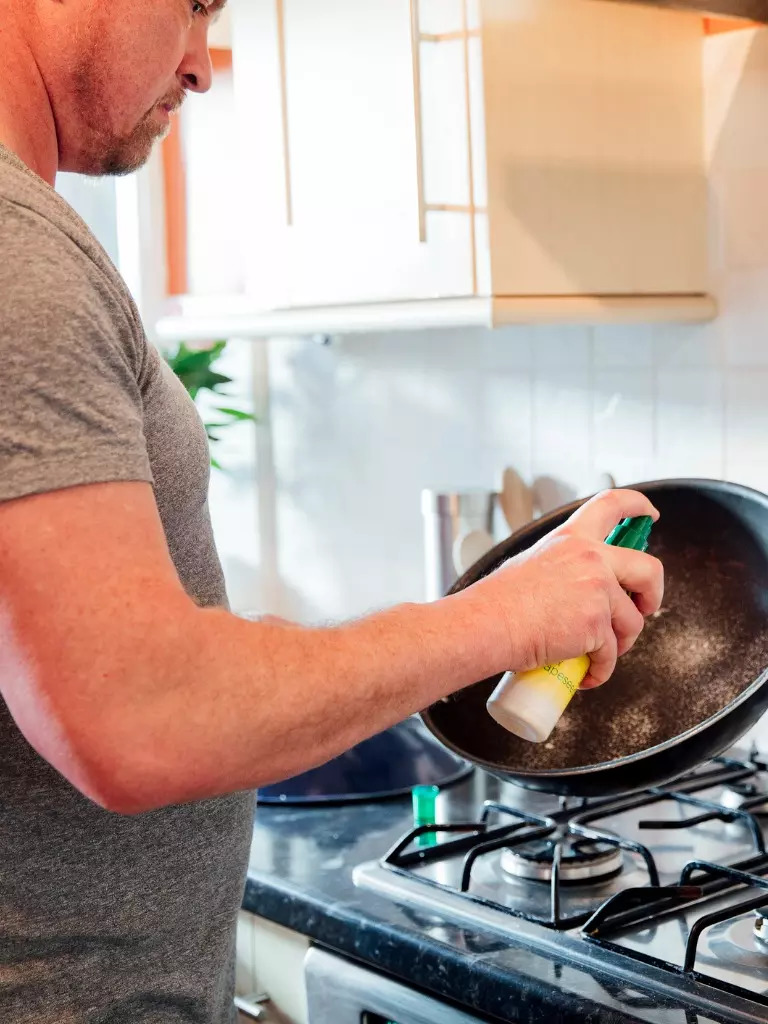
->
[476,325,533,373]
[593,325,655,369]
[653,322,721,369]
[531,325,592,370]
[656,368,725,480]
[718,267,768,366]
[532,364,592,492]
[725,369,768,474]
[479,372,533,484]
[593,368,655,486]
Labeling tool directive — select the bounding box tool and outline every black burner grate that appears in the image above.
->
[381,757,768,936]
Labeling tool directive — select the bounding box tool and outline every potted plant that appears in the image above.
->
[163,340,256,469]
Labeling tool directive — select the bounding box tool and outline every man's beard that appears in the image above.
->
[98,107,171,177]
[71,60,180,177]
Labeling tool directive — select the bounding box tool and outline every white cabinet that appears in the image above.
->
[233,0,476,308]
[229,0,712,326]
[480,0,707,298]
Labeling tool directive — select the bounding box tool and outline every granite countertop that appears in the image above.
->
[242,769,734,1024]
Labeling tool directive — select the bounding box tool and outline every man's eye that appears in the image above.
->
[191,1,209,15]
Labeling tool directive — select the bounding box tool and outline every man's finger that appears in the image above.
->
[610,586,645,658]
[564,489,660,542]
[604,547,665,617]
[582,627,618,690]
[582,590,644,690]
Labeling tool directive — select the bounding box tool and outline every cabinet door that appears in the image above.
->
[233,0,477,309]
[480,0,708,297]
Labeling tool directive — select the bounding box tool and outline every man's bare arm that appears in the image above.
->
[0,482,662,814]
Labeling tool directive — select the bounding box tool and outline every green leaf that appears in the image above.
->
[214,406,256,422]
[199,374,232,391]
[180,373,224,396]
[164,339,254,469]
[169,349,214,375]
[166,341,224,369]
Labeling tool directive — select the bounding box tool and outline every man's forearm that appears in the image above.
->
[1,484,663,816]
[78,589,511,813]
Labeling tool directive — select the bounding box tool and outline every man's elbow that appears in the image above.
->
[0,624,192,815]
[18,706,178,816]
[74,757,176,816]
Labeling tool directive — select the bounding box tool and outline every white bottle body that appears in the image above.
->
[486,656,591,743]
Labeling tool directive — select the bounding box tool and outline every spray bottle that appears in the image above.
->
[485,515,654,743]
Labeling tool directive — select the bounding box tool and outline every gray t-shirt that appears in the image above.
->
[0,144,255,1024]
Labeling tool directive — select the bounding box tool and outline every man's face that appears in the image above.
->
[54,0,221,176]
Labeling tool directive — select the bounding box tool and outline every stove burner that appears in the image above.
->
[701,916,768,977]
[500,834,624,885]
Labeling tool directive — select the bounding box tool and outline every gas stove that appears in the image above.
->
[354,751,768,1022]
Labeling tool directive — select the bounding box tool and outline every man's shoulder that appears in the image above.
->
[0,169,149,383]
[0,152,79,247]
[0,159,144,338]
[0,152,130,300]
[0,161,105,270]
[0,190,104,295]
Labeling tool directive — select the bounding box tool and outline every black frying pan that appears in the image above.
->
[421,479,768,797]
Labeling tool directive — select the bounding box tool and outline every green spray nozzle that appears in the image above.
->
[605,515,654,553]
[412,784,439,827]
[412,784,439,849]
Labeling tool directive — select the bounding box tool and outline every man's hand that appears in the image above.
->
[464,489,664,690]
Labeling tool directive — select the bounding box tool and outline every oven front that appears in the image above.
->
[304,946,490,1024]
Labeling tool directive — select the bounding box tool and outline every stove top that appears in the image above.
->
[354,751,768,1022]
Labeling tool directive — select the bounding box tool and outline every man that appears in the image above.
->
[0,1,664,1022]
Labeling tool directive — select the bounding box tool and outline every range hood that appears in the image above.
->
[609,0,768,22]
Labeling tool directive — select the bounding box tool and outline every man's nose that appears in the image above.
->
[179,31,214,95]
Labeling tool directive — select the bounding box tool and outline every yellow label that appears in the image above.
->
[515,656,591,712]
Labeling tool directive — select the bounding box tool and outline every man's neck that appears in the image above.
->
[0,28,59,186]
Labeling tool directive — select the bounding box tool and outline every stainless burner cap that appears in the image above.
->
[500,838,623,885]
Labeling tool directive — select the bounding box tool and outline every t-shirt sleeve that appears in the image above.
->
[0,202,153,503]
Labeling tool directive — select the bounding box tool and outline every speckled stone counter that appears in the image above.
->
[242,770,737,1024]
